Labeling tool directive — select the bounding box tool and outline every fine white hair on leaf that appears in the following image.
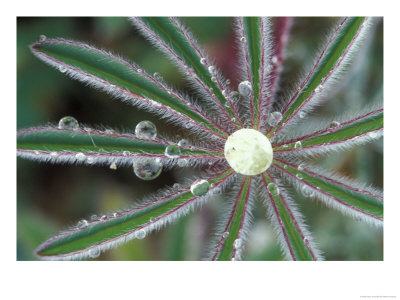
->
[274,17,375,132]
[270,161,383,228]
[272,101,383,157]
[36,168,237,260]
[130,17,238,131]
[204,176,256,261]
[30,39,227,142]
[17,125,226,170]
[255,175,324,261]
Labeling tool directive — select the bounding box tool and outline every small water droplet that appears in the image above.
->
[59,66,67,73]
[137,68,143,73]
[297,164,304,171]
[34,151,40,155]
[75,152,86,161]
[58,116,79,130]
[296,173,303,180]
[231,117,236,122]
[88,248,100,258]
[177,158,188,167]
[268,111,282,127]
[368,131,379,138]
[211,76,217,82]
[303,237,308,243]
[229,91,240,101]
[135,120,157,139]
[173,183,180,189]
[226,79,231,85]
[38,34,47,42]
[153,72,163,81]
[301,185,314,198]
[77,219,88,229]
[50,152,58,157]
[123,151,130,156]
[240,36,246,43]
[90,214,98,221]
[294,141,302,149]
[208,66,216,75]
[222,232,229,239]
[178,139,190,147]
[100,215,108,222]
[110,162,117,170]
[200,57,206,65]
[238,80,252,97]
[133,158,163,180]
[283,164,288,169]
[234,238,242,249]
[299,111,306,119]
[329,121,341,130]
[105,129,116,134]
[267,183,280,196]
[271,55,278,65]
[135,229,146,239]
[222,89,226,96]
[165,144,181,158]
[315,84,324,93]
[190,179,210,196]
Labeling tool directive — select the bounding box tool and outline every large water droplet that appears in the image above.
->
[58,116,79,130]
[190,179,210,196]
[165,145,181,158]
[88,248,100,258]
[267,183,280,196]
[238,81,252,97]
[135,229,146,239]
[178,139,190,147]
[294,141,302,149]
[75,152,86,161]
[135,120,157,140]
[133,158,163,180]
[268,111,282,127]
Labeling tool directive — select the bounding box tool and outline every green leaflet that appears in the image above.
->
[136,17,241,127]
[36,168,235,258]
[268,17,366,137]
[214,176,251,261]
[243,17,262,128]
[31,39,227,139]
[274,110,383,151]
[17,127,223,158]
[262,173,315,260]
[273,159,383,221]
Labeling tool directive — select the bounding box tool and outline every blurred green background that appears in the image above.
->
[17,17,383,261]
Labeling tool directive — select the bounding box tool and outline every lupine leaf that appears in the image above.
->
[17,126,224,165]
[261,172,320,260]
[212,176,252,261]
[242,17,262,128]
[30,38,228,140]
[267,17,368,137]
[35,168,235,260]
[132,17,243,128]
[273,109,383,153]
[273,159,383,225]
